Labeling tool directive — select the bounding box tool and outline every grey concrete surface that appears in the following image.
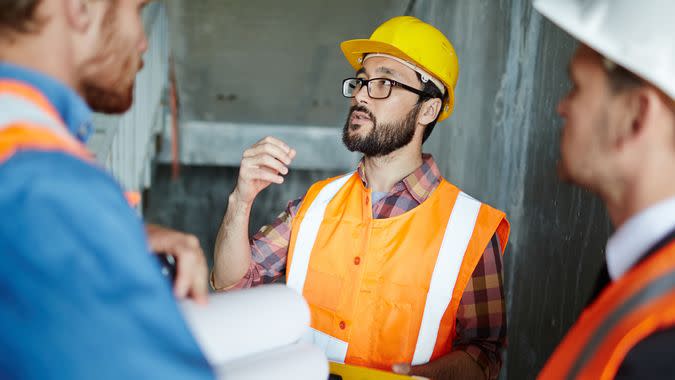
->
[155,120,360,170]
[409,1,613,378]
[165,0,409,125]
[145,165,344,271]
[147,1,614,378]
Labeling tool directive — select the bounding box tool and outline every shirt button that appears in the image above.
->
[78,122,91,139]
[353,256,361,265]
[339,321,346,330]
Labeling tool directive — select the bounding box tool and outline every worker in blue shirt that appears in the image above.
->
[0,0,214,378]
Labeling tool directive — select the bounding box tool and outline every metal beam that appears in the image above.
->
[156,120,360,171]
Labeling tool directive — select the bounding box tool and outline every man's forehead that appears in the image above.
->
[358,57,416,79]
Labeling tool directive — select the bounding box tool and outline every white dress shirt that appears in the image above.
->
[606,196,675,281]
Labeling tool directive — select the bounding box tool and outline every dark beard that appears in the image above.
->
[80,1,135,114]
[83,83,134,114]
[342,103,421,157]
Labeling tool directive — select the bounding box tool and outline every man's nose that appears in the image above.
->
[353,83,371,105]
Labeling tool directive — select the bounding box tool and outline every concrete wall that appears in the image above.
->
[409,1,613,378]
[165,0,409,125]
[145,165,343,271]
[146,1,614,378]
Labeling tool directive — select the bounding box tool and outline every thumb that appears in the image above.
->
[392,363,411,375]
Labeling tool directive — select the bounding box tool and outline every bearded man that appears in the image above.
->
[212,16,510,380]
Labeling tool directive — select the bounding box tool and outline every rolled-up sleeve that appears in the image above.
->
[216,197,303,290]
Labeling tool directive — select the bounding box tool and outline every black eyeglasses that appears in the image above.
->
[342,77,434,99]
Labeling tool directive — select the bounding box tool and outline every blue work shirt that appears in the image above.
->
[0,63,215,379]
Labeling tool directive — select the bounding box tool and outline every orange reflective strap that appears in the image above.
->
[431,203,509,360]
[538,242,675,379]
[0,123,92,165]
[590,289,675,380]
[0,123,141,209]
[0,80,61,121]
[286,173,347,279]
[0,80,92,164]
[0,82,142,209]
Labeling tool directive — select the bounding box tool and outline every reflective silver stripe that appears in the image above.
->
[287,173,354,363]
[411,192,481,365]
[301,327,349,363]
[286,172,354,294]
[0,94,69,138]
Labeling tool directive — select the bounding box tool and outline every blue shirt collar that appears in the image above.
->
[0,62,93,142]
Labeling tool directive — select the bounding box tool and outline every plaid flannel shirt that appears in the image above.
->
[213,154,507,379]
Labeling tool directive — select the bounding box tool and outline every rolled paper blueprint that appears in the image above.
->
[180,284,311,366]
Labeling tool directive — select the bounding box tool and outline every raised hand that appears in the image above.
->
[232,136,296,205]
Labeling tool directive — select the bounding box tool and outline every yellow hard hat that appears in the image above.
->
[340,16,459,122]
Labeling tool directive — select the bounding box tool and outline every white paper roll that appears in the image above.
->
[180,284,311,366]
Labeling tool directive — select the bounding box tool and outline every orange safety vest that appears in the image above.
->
[538,239,675,380]
[285,172,510,370]
[0,79,140,206]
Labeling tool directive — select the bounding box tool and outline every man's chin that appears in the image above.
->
[90,98,133,114]
[84,87,134,114]
[347,122,375,139]
[350,119,375,129]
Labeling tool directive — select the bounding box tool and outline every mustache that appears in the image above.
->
[348,105,375,121]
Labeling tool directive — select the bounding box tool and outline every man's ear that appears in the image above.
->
[64,0,92,33]
[615,87,655,150]
[418,98,442,126]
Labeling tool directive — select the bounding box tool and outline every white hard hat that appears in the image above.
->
[534,0,675,100]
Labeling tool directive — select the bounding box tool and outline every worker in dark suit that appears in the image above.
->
[534,0,675,378]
